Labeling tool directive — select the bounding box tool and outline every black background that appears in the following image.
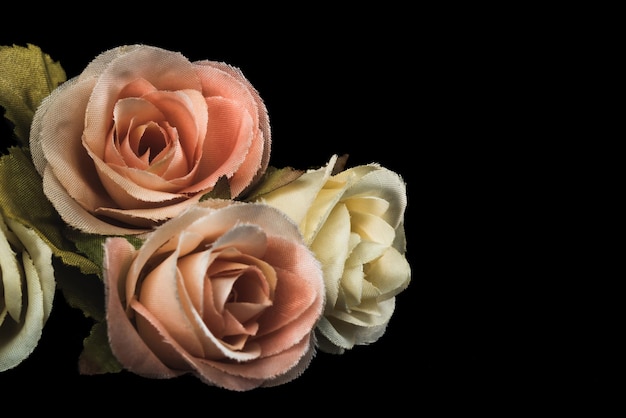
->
[0,12,497,412]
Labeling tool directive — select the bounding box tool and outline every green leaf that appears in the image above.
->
[242,166,305,201]
[63,230,109,276]
[0,44,66,144]
[0,146,106,323]
[0,146,99,276]
[200,175,232,201]
[52,259,105,322]
[65,228,144,274]
[78,320,123,375]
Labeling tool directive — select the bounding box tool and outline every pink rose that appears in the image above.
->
[102,201,325,391]
[29,45,271,235]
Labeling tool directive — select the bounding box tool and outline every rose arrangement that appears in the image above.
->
[0,43,411,390]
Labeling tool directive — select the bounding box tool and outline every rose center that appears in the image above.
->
[135,123,166,162]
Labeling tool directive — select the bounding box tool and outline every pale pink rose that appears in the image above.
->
[29,45,271,235]
[101,201,325,391]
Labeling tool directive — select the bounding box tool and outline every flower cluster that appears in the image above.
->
[0,44,411,390]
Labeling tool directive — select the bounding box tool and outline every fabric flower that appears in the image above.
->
[255,155,411,354]
[0,212,55,371]
[102,201,325,391]
[29,44,271,235]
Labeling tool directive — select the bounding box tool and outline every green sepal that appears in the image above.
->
[64,229,144,277]
[200,175,231,201]
[78,320,123,375]
[0,44,66,144]
[242,165,305,201]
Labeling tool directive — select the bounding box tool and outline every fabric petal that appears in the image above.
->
[103,237,182,378]
[0,216,22,320]
[257,155,337,229]
[5,219,55,320]
[0,252,46,371]
[83,45,201,158]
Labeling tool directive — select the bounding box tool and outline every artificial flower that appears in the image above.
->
[28,44,271,235]
[254,154,411,354]
[100,201,325,391]
[0,211,55,371]
[0,43,413,389]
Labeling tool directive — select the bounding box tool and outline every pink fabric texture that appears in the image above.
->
[29,45,271,235]
[103,202,325,391]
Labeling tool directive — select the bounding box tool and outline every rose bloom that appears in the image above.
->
[29,44,271,235]
[102,201,325,391]
[255,155,411,354]
[0,213,55,371]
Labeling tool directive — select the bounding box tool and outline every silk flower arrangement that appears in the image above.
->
[0,43,411,391]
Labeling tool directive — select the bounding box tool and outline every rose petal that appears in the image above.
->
[141,89,208,164]
[132,295,262,363]
[42,166,148,235]
[340,165,408,228]
[89,150,187,208]
[106,97,165,168]
[95,192,204,229]
[195,61,271,196]
[103,237,183,378]
[33,76,115,212]
[344,195,390,218]
[6,219,55,319]
[83,46,201,158]
[257,155,337,232]
[176,250,210,316]
[252,237,324,356]
[0,216,22,320]
[138,250,205,357]
[330,297,395,328]
[365,246,412,297]
[306,203,352,308]
[0,252,45,371]
[182,97,254,195]
[192,333,313,387]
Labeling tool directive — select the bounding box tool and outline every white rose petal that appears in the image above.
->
[0,215,55,372]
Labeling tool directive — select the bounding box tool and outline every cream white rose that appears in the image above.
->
[255,154,411,354]
[0,212,55,371]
